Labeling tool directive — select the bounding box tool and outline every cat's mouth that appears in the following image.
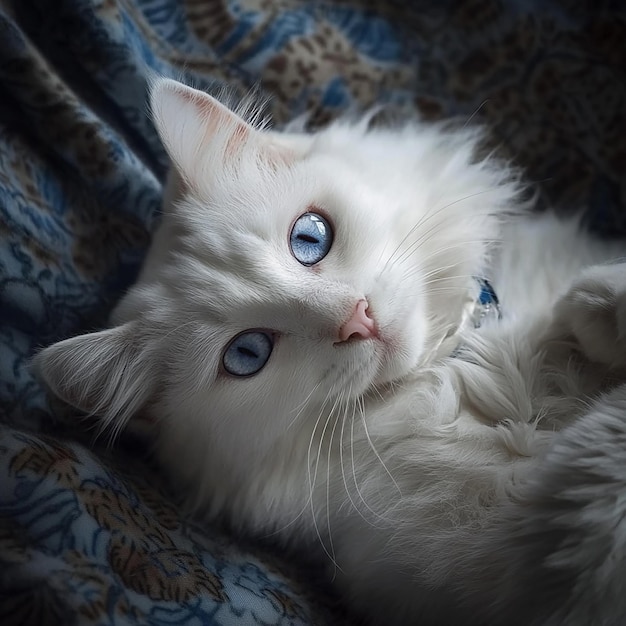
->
[327,338,381,395]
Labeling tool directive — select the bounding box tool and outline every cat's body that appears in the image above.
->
[36,79,626,625]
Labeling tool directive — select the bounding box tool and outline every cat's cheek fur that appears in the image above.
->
[151,365,325,529]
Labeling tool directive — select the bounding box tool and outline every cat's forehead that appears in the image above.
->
[176,153,389,262]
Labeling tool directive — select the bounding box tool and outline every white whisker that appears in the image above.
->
[326,388,347,579]
[358,395,402,498]
[463,99,489,128]
[287,380,322,430]
[308,389,344,571]
[383,196,502,276]
[348,396,396,523]
[339,388,389,528]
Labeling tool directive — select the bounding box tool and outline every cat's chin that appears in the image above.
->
[336,334,424,398]
[372,344,421,388]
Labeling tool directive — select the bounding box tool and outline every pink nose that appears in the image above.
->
[338,299,377,342]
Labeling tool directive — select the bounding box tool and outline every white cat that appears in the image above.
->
[35,78,626,625]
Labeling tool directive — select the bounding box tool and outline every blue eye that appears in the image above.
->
[290,212,333,266]
[223,331,273,377]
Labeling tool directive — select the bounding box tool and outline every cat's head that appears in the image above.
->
[35,78,517,486]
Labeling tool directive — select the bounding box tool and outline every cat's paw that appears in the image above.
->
[555,264,626,367]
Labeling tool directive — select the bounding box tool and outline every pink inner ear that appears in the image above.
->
[158,80,295,170]
[175,85,252,157]
[224,123,250,158]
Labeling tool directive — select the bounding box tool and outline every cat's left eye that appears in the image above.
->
[290,212,333,266]
[222,331,274,377]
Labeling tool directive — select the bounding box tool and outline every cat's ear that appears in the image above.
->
[150,78,250,172]
[33,322,155,429]
[151,78,289,184]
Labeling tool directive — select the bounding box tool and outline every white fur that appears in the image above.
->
[35,78,626,625]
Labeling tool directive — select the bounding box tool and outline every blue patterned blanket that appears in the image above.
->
[1,1,624,624]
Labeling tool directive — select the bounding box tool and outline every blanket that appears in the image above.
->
[1,1,624,624]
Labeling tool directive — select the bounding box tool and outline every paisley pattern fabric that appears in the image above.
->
[0,428,340,625]
[0,0,624,623]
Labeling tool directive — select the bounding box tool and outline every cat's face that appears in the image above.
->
[35,79,513,475]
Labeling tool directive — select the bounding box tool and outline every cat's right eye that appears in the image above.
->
[222,331,274,377]
[290,212,333,266]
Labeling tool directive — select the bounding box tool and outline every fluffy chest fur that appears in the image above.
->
[36,79,626,626]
